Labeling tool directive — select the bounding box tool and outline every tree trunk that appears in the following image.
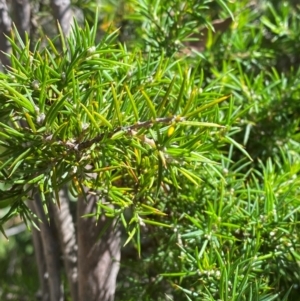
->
[28,200,50,301]
[77,191,121,301]
[0,0,11,67]
[30,193,64,301]
[50,0,73,36]
[49,187,78,301]
[11,0,31,41]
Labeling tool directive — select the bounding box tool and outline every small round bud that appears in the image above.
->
[87,46,96,54]
[32,80,40,90]
[37,113,45,125]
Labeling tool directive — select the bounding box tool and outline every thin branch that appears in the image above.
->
[78,116,183,150]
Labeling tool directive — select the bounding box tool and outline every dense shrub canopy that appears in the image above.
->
[0,1,300,301]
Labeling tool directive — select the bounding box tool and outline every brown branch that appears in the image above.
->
[77,116,184,151]
[184,17,232,53]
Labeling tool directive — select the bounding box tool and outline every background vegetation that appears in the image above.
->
[1,0,300,300]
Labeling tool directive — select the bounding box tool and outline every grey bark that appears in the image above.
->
[31,193,64,301]
[77,190,121,301]
[49,187,78,301]
[50,0,73,36]
[11,0,31,41]
[27,204,50,301]
[0,0,11,67]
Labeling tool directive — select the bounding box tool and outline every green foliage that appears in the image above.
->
[0,14,231,245]
[1,0,300,300]
[114,1,300,300]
